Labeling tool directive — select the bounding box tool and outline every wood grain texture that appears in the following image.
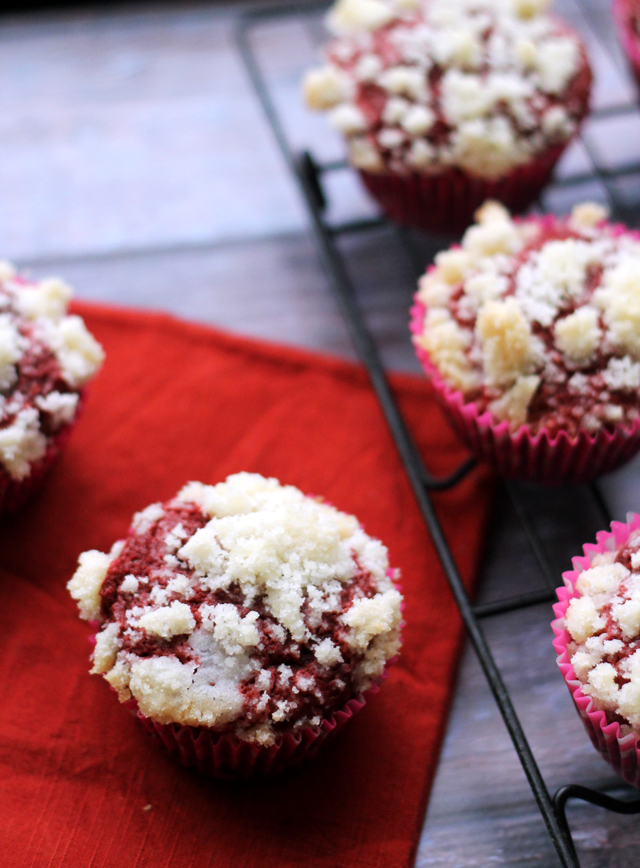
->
[4,0,640,865]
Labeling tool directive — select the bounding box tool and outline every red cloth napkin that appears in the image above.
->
[0,302,492,868]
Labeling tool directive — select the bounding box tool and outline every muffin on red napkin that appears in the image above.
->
[553,514,640,787]
[410,200,640,482]
[68,473,403,777]
[614,0,640,89]
[303,0,592,234]
[0,263,103,513]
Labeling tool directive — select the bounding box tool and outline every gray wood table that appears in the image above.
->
[3,0,640,863]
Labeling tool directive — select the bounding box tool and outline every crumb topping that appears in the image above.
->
[565,529,640,734]
[303,0,590,178]
[413,201,640,436]
[0,265,103,480]
[68,473,403,746]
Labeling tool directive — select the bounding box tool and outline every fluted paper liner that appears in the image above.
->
[123,682,380,780]
[358,144,568,236]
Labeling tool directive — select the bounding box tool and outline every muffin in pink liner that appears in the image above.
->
[614,0,640,90]
[302,0,592,235]
[68,473,403,779]
[552,514,640,787]
[0,263,103,514]
[410,200,640,483]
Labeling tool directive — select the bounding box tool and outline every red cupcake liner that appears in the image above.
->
[552,514,640,787]
[0,397,83,516]
[358,143,568,236]
[410,300,640,483]
[123,681,380,780]
[614,0,640,90]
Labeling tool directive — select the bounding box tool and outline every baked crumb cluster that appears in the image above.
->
[0,264,103,480]
[413,201,640,436]
[68,473,403,746]
[565,531,640,734]
[303,0,590,178]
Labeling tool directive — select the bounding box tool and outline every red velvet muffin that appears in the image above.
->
[0,263,103,513]
[553,514,640,786]
[614,0,640,89]
[303,0,592,234]
[410,201,640,482]
[68,473,403,777]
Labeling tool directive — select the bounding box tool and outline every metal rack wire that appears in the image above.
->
[236,6,640,865]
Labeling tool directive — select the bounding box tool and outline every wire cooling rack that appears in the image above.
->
[237,4,640,865]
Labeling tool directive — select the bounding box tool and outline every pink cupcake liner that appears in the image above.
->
[552,514,640,788]
[358,143,568,236]
[0,398,83,516]
[614,0,640,90]
[410,299,640,484]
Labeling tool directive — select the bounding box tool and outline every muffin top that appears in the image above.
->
[68,473,403,746]
[565,528,640,733]
[303,0,591,179]
[413,201,640,437]
[0,263,103,480]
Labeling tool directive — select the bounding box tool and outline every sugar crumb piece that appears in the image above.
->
[329,103,368,134]
[200,603,260,655]
[343,588,402,651]
[416,308,479,392]
[602,356,640,392]
[302,65,352,110]
[566,595,605,644]
[476,298,533,387]
[433,249,471,285]
[132,503,164,535]
[489,374,540,429]
[0,407,47,479]
[576,563,628,608]
[138,601,196,640]
[327,0,395,34]
[42,315,104,388]
[474,200,510,225]
[91,622,121,674]
[348,137,385,172]
[120,574,139,595]
[34,391,79,429]
[67,549,112,621]
[417,272,453,308]
[15,277,72,320]
[462,216,522,259]
[586,661,619,705]
[612,588,640,640]
[314,638,344,667]
[554,306,601,364]
[571,202,609,228]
